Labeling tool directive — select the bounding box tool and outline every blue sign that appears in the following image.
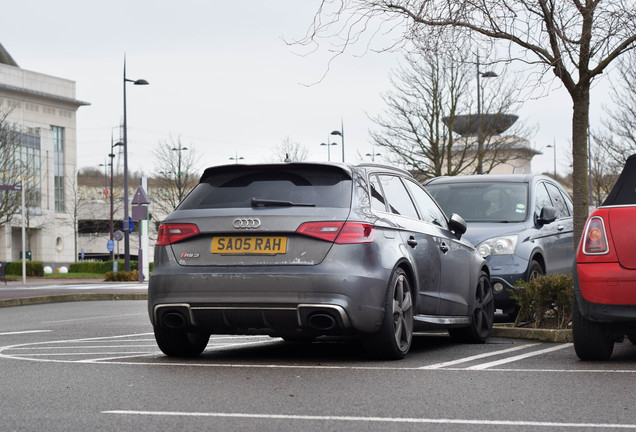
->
[107,239,114,252]
[122,217,134,233]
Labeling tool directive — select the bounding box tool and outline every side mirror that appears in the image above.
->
[537,206,557,225]
[448,213,467,240]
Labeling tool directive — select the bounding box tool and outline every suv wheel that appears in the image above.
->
[449,271,494,343]
[572,295,614,361]
[154,326,210,357]
[364,268,413,360]
[527,260,544,280]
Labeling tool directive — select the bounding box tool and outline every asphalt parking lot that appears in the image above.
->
[1,299,635,431]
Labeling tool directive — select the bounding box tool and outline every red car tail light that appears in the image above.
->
[156,223,200,246]
[297,222,375,244]
[582,216,609,255]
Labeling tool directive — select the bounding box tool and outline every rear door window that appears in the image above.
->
[369,175,388,212]
[378,175,419,219]
[403,179,448,229]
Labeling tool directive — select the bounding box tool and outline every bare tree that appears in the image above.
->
[585,52,636,204]
[0,109,45,259]
[588,136,621,206]
[599,52,636,165]
[269,136,309,163]
[370,50,533,179]
[152,136,200,216]
[299,0,636,240]
[0,109,27,224]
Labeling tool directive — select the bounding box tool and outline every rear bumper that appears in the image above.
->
[574,265,636,323]
[148,266,390,335]
[576,262,636,305]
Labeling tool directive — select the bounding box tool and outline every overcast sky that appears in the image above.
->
[2,1,616,176]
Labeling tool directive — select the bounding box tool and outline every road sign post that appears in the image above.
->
[131,183,151,283]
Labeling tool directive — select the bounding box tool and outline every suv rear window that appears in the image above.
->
[178,165,352,209]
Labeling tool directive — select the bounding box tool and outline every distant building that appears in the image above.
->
[0,42,89,267]
[444,113,540,174]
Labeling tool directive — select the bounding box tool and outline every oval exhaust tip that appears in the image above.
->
[163,312,187,329]
[308,313,336,331]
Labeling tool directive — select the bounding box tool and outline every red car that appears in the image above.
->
[573,154,636,360]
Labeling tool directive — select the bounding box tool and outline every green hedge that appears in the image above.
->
[105,270,139,281]
[5,261,45,277]
[70,260,138,273]
[509,273,573,329]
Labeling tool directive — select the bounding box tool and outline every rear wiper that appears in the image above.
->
[251,198,316,207]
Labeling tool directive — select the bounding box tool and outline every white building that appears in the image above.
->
[0,43,89,267]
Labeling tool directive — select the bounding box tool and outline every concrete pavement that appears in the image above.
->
[0,277,148,307]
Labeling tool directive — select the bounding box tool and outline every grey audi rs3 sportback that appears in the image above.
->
[148,162,492,359]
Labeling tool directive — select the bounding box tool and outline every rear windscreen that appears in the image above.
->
[178,166,352,209]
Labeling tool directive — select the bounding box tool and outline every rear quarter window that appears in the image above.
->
[178,166,352,209]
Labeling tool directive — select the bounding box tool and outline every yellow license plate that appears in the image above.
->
[211,236,287,254]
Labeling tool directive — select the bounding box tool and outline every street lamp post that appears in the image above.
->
[476,55,498,174]
[171,144,188,202]
[546,141,557,179]
[98,159,109,191]
[110,140,123,261]
[331,121,344,162]
[122,56,149,272]
[365,143,380,161]
[98,157,113,260]
[229,151,244,164]
[320,139,338,162]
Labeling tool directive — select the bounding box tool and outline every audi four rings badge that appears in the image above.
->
[233,218,261,229]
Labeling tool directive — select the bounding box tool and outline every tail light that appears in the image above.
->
[156,223,200,246]
[582,216,609,255]
[297,222,375,244]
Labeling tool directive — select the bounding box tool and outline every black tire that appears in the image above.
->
[154,326,210,358]
[449,271,494,343]
[364,268,413,360]
[572,295,614,361]
[527,260,544,280]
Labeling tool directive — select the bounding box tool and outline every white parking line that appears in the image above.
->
[467,343,573,370]
[420,343,541,369]
[102,410,636,429]
[0,330,51,336]
[2,334,632,375]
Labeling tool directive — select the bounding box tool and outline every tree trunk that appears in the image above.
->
[571,85,591,244]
